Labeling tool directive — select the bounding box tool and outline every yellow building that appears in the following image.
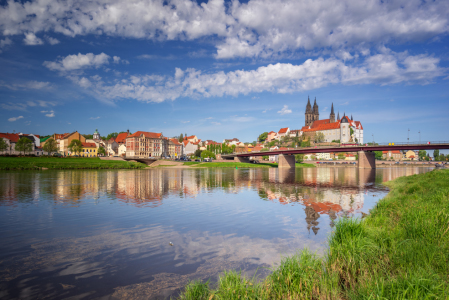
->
[405,150,417,160]
[81,142,97,157]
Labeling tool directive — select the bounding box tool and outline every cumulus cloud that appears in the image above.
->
[43,53,111,72]
[0,0,447,58]
[61,50,444,103]
[278,105,292,115]
[90,116,100,120]
[45,35,60,45]
[8,116,24,122]
[23,32,43,45]
[0,37,12,53]
[180,120,190,123]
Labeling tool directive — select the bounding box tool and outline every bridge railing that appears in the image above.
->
[223,141,449,155]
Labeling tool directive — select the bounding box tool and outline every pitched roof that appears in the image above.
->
[40,136,50,143]
[268,131,276,134]
[311,119,331,128]
[127,131,162,139]
[115,132,129,143]
[303,121,341,132]
[0,133,20,142]
[170,138,182,145]
[278,127,289,134]
[82,143,97,148]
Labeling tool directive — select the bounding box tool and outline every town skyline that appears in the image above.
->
[1,0,448,145]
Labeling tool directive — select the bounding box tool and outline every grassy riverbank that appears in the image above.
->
[183,162,316,168]
[0,157,146,170]
[179,169,449,299]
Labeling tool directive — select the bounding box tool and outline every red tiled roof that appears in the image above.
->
[311,119,331,128]
[354,121,363,130]
[383,150,401,154]
[0,133,20,142]
[82,143,97,148]
[184,135,196,140]
[268,131,276,134]
[253,146,263,151]
[303,121,341,132]
[115,132,129,143]
[170,138,181,145]
[278,127,289,134]
[127,131,162,139]
[301,126,310,131]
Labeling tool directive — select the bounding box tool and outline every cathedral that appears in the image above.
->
[302,96,364,144]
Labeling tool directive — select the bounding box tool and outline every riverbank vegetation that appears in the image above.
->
[0,157,146,170]
[179,169,449,299]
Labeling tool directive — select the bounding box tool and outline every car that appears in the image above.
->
[195,159,200,162]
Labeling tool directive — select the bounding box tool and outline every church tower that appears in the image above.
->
[330,103,335,123]
[312,97,319,121]
[305,96,313,126]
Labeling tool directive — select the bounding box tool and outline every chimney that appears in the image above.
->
[127,129,129,135]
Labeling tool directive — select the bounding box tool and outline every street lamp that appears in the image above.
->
[408,128,410,144]
[419,131,421,144]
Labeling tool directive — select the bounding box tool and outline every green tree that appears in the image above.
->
[433,149,440,160]
[374,151,383,160]
[418,150,427,160]
[178,133,184,143]
[295,154,304,162]
[301,139,311,147]
[194,149,202,157]
[258,132,268,142]
[98,146,106,156]
[350,128,354,136]
[43,138,58,155]
[314,132,325,143]
[0,138,8,153]
[338,153,345,160]
[105,132,118,141]
[83,134,93,140]
[201,150,216,159]
[68,139,83,156]
[438,154,446,161]
[16,137,33,155]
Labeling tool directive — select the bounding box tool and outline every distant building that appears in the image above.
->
[80,143,97,157]
[125,131,163,158]
[382,150,402,161]
[266,131,277,142]
[277,127,290,139]
[223,138,240,145]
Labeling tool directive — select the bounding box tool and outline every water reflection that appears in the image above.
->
[0,166,432,299]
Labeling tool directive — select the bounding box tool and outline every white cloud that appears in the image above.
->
[205,117,213,119]
[43,53,111,72]
[262,108,272,113]
[1,100,56,111]
[211,122,221,125]
[0,0,447,58]
[341,101,349,105]
[0,80,51,90]
[8,116,24,122]
[90,116,100,120]
[0,37,12,53]
[41,110,55,117]
[181,121,190,123]
[278,105,292,115]
[66,49,444,103]
[23,32,43,45]
[45,35,60,45]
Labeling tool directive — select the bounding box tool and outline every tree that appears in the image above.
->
[268,141,276,148]
[16,137,33,155]
[374,151,383,160]
[439,154,446,161]
[201,150,216,159]
[314,132,325,143]
[83,134,93,140]
[68,139,83,156]
[258,132,268,142]
[105,132,118,141]
[295,154,304,162]
[338,153,345,160]
[43,138,58,155]
[301,139,311,147]
[0,138,7,154]
[418,150,427,160]
[194,149,202,158]
[433,149,440,160]
[178,133,184,143]
[98,146,106,156]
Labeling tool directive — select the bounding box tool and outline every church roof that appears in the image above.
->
[303,121,341,132]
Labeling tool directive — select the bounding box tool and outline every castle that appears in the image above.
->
[302,96,364,144]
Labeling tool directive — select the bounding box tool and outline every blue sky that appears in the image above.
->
[0,0,448,146]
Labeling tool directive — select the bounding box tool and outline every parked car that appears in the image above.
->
[195,159,200,162]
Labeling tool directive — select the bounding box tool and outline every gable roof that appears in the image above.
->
[268,131,276,134]
[115,132,129,143]
[170,138,182,145]
[278,127,289,134]
[40,136,50,143]
[303,121,341,132]
[82,143,97,148]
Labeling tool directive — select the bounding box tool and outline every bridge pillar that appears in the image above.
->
[278,154,296,169]
[234,156,250,163]
[358,151,376,169]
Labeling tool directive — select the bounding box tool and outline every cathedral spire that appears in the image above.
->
[337,111,340,120]
[329,103,335,123]
[331,103,334,114]
[351,114,353,121]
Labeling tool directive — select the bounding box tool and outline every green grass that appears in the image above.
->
[178,169,449,299]
[0,156,146,170]
[183,161,202,166]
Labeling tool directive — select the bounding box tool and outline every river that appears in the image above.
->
[0,166,433,299]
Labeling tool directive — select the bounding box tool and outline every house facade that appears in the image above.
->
[125,131,163,158]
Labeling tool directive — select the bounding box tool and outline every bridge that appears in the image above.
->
[123,157,160,165]
[222,141,449,169]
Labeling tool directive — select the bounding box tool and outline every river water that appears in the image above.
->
[0,167,433,299]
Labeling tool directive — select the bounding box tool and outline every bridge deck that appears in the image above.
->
[222,142,449,158]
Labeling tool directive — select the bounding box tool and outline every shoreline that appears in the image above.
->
[178,169,449,299]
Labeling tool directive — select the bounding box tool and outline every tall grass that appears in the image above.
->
[178,169,449,299]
